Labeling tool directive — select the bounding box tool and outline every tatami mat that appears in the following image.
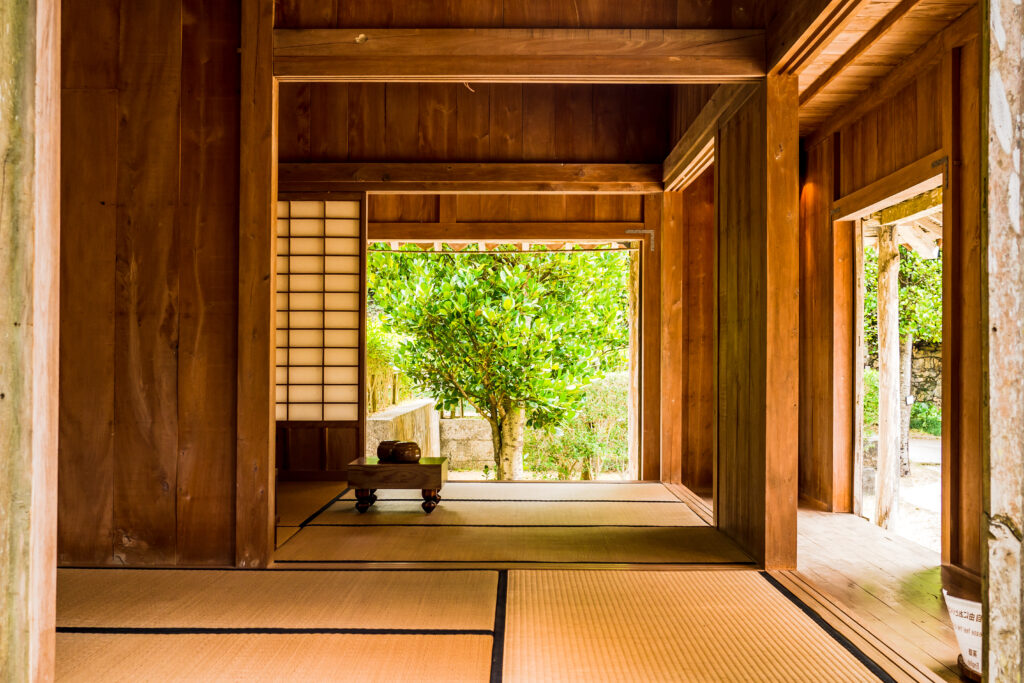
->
[340,481,680,502]
[314,499,704,526]
[57,569,496,630]
[275,525,751,564]
[504,570,882,682]
[57,633,492,682]
[275,481,347,526]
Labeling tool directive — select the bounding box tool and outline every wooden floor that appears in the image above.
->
[798,509,961,682]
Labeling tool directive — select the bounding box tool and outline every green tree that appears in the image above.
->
[863,245,943,360]
[369,245,630,480]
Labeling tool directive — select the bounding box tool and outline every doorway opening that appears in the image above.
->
[365,240,641,482]
[857,184,944,551]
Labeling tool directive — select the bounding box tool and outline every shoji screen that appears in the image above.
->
[275,199,363,479]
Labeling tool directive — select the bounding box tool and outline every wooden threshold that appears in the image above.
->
[278,163,663,195]
[273,28,765,83]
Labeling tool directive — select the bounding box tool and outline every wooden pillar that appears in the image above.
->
[983,0,1024,675]
[237,0,277,567]
[715,75,800,569]
[0,0,60,676]
[661,190,684,484]
[875,225,901,529]
[641,194,662,481]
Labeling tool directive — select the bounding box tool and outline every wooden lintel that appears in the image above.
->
[799,0,922,106]
[872,186,943,225]
[833,150,946,221]
[368,222,646,243]
[806,4,979,147]
[273,28,765,83]
[663,84,756,191]
[279,163,663,194]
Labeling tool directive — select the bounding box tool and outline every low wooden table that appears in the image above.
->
[347,456,448,513]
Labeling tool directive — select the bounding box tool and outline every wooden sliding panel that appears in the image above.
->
[237,0,276,568]
[0,0,59,675]
[715,76,800,569]
[273,28,766,83]
[275,199,364,480]
[798,137,855,512]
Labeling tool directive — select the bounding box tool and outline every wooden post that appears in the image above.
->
[875,225,900,529]
[984,0,1023,676]
[0,0,59,677]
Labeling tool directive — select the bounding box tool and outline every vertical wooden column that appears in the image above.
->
[641,194,663,481]
[0,0,59,676]
[661,190,685,483]
[875,225,901,528]
[237,0,277,567]
[984,0,1023,675]
[715,75,800,569]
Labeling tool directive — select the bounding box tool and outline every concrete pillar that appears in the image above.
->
[984,0,1024,677]
[0,0,60,679]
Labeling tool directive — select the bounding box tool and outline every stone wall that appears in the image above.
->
[869,342,942,406]
[440,418,494,470]
[365,399,441,459]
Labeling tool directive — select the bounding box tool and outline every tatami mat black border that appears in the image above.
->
[490,570,508,683]
[57,626,492,636]
[275,559,756,566]
[334,498,681,504]
[299,487,350,527]
[306,523,700,528]
[759,572,896,683]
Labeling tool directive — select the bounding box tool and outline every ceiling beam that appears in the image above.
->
[279,163,663,195]
[768,0,867,74]
[273,28,765,83]
[806,4,979,147]
[368,222,645,242]
[800,0,922,106]
[663,84,757,191]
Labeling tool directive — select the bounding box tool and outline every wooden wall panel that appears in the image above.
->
[716,77,799,569]
[275,0,764,29]
[279,83,671,164]
[59,0,241,566]
[660,168,715,494]
[799,136,854,512]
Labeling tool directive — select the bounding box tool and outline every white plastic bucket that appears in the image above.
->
[943,589,982,675]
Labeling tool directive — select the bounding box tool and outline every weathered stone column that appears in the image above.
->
[984,0,1024,677]
[876,225,901,529]
[0,0,60,679]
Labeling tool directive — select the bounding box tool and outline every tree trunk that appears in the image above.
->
[900,332,914,476]
[487,401,526,480]
[875,226,901,529]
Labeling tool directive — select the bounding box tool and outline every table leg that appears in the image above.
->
[355,488,377,513]
[421,489,439,513]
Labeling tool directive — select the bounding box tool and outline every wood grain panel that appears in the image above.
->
[113,0,182,565]
[660,191,685,485]
[176,0,240,565]
[681,169,716,494]
[716,77,799,569]
[279,83,671,164]
[641,195,663,481]
[58,90,117,565]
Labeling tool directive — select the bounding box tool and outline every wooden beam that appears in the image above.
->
[0,0,59,676]
[663,84,756,191]
[833,149,946,221]
[806,4,979,147]
[279,163,663,194]
[236,0,276,568]
[799,0,922,106]
[273,28,765,83]
[368,222,645,242]
[768,0,866,74]
[872,186,943,225]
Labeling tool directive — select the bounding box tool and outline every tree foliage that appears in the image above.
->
[368,244,631,479]
[863,245,943,360]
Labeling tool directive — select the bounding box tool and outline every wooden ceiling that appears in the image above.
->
[795,0,975,135]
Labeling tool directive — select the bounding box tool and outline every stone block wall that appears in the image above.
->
[365,398,441,459]
[912,343,942,406]
[440,418,494,470]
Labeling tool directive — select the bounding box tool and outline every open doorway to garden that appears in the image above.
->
[857,184,943,552]
[365,241,640,482]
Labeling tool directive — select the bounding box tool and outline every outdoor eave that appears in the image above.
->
[272,28,766,83]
